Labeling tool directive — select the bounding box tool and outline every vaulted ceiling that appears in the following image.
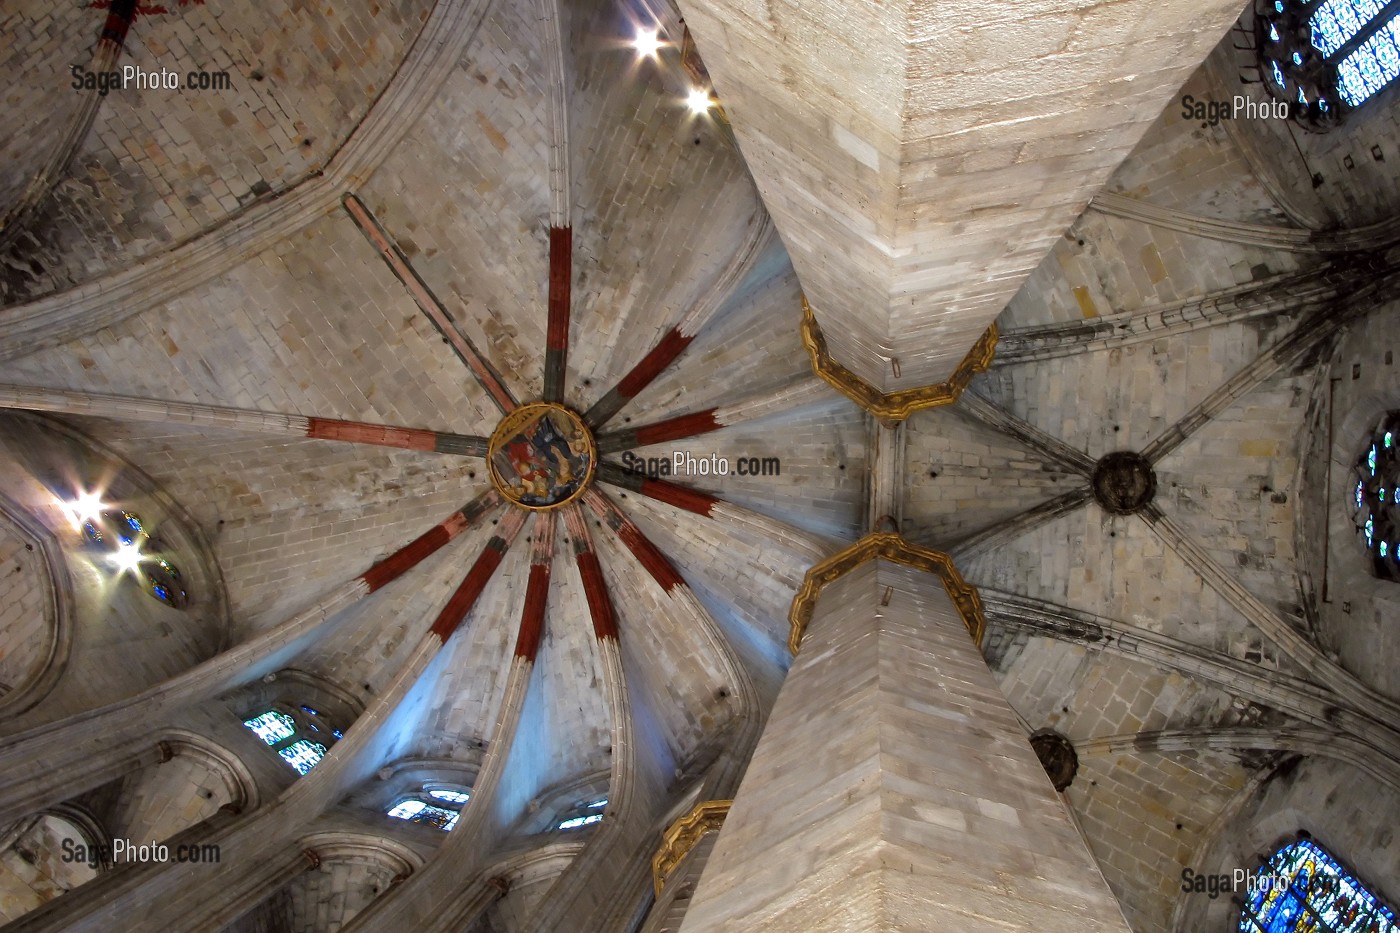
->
[1,0,1398,930]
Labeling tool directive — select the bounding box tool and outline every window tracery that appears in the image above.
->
[1254,0,1400,129]
[1353,412,1399,582]
[241,704,341,776]
[1239,838,1397,932]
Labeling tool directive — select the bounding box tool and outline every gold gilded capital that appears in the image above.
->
[787,532,984,654]
[800,298,997,421]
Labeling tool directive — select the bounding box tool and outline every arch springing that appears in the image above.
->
[1239,838,1396,932]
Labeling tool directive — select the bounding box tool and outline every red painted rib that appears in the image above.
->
[361,511,470,593]
[640,478,718,517]
[307,418,438,451]
[343,194,516,414]
[632,410,722,447]
[430,543,507,642]
[575,551,618,641]
[615,329,694,399]
[547,227,572,352]
[514,563,552,661]
[99,0,137,45]
[614,522,684,593]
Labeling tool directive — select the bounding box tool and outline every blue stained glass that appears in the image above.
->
[1371,446,1380,475]
[1272,60,1288,87]
[152,582,170,601]
[300,705,321,716]
[243,711,296,746]
[1299,86,1309,104]
[332,729,343,739]
[278,740,326,775]
[1239,839,1398,933]
[1366,516,1375,545]
[1356,481,1366,508]
[558,814,603,830]
[1311,0,1387,57]
[1293,51,1305,65]
[1338,20,1400,106]
[1271,23,1282,41]
[123,512,143,533]
[1277,0,1286,11]
[82,520,102,544]
[1383,541,1391,557]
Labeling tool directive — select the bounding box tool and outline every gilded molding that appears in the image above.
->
[800,298,997,421]
[651,800,732,895]
[787,532,985,654]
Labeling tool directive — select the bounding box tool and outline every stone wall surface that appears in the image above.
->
[0,510,52,703]
[1311,299,1400,701]
[0,0,434,304]
[1103,62,1288,224]
[286,856,400,932]
[1070,748,1250,932]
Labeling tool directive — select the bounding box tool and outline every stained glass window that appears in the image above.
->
[1353,412,1400,583]
[241,705,343,776]
[386,786,470,831]
[278,740,327,776]
[388,799,460,831]
[1256,0,1400,127]
[558,814,603,830]
[77,508,189,608]
[243,711,296,746]
[1239,838,1397,932]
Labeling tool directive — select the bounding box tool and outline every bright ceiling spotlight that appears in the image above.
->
[633,27,662,59]
[686,87,713,115]
[110,543,143,575]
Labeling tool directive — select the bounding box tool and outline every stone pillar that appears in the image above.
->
[680,535,1130,931]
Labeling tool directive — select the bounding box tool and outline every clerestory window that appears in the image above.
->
[556,798,607,831]
[386,786,471,831]
[1239,838,1396,931]
[241,704,343,776]
[1353,411,1400,582]
[1255,0,1400,129]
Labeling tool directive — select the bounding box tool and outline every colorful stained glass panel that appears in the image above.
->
[278,740,327,775]
[243,711,296,746]
[1338,19,1400,105]
[1239,839,1397,933]
[1312,0,1388,56]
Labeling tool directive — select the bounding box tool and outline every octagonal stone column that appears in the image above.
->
[680,535,1130,931]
